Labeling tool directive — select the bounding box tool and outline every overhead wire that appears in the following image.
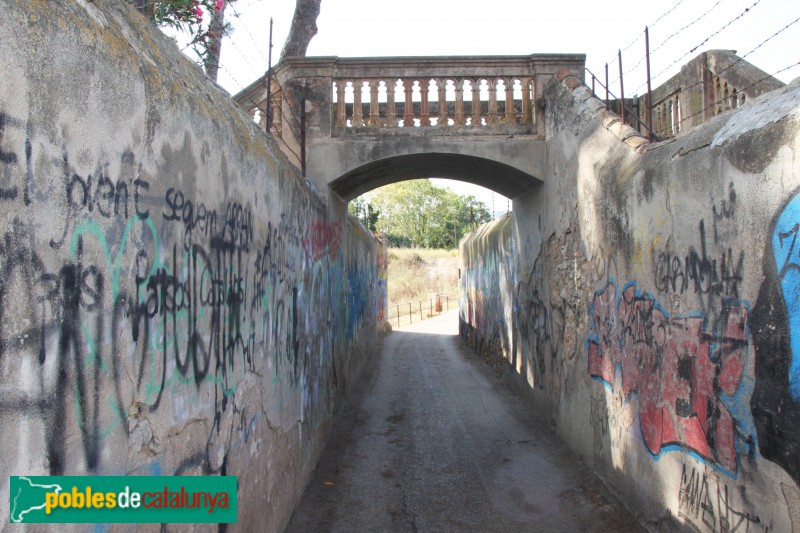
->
[650,0,765,84]
[601,0,689,86]
[659,16,800,97]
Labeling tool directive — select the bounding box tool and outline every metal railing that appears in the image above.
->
[387,294,454,328]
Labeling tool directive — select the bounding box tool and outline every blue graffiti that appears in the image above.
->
[772,194,800,401]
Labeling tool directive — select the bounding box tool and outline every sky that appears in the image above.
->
[206,0,800,209]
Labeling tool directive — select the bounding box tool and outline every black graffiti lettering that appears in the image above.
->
[164,187,219,251]
[712,183,736,244]
[45,237,105,474]
[0,113,20,200]
[655,220,744,298]
[134,178,149,219]
[678,464,763,532]
[24,123,32,205]
[0,114,34,204]
[66,172,88,209]
[95,174,115,217]
[114,180,129,218]
[777,222,800,278]
[0,113,18,165]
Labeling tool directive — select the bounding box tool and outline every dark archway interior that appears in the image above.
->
[329,153,541,201]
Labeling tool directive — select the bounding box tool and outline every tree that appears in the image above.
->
[365,180,491,249]
[280,0,322,60]
[141,0,324,80]
[203,1,227,82]
[135,0,235,81]
[348,197,380,232]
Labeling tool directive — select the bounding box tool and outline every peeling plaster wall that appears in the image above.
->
[460,70,800,530]
[0,1,379,530]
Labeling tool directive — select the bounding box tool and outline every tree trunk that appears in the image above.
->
[133,0,155,20]
[204,3,227,82]
[280,0,322,61]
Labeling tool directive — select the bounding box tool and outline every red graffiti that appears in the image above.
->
[588,282,748,472]
[304,221,342,262]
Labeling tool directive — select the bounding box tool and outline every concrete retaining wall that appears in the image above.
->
[460,70,800,530]
[0,1,379,530]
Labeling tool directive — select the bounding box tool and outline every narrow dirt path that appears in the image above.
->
[285,311,643,532]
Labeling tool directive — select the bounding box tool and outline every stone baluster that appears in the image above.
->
[352,81,365,127]
[503,78,516,124]
[437,78,448,126]
[521,78,533,125]
[386,79,397,127]
[403,79,415,127]
[672,96,680,136]
[486,78,500,126]
[335,81,346,127]
[368,79,380,126]
[470,79,482,126]
[454,79,466,126]
[420,79,431,126]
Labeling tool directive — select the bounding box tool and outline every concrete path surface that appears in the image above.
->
[285,311,644,533]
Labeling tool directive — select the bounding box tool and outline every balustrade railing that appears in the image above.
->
[651,90,681,140]
[629,50,783,141]
[709,73,746,116]
[233,54,588,169]
[331,77,535,129]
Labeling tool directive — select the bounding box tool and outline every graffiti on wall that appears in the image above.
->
[0,111,377,479]
[654,219,745,301]
[515,258,565,391]
[587,280,756,474]
[458,218,517,366]
[677,463,765,532]
[752,190,800,487]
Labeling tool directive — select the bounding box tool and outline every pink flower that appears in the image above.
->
[215,0,224,11]
[194,5,203,20]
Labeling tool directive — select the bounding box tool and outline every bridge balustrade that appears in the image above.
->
[639,50,783,140]
[332,77,535,129]
[233,55,587,172]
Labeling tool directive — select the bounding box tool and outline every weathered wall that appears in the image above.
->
[0,1,379,530]
[460,70,800,530]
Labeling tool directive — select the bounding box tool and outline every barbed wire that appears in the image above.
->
[225,1,270,64]
[646,16,800,97]
[600,0,688,81]
[650,0,724,56]
[650,0,765,84]
[207,58,265,113]
[613,0,687,60]
[226,35,268,82]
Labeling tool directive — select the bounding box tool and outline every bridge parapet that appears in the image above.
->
[235,55,586,170]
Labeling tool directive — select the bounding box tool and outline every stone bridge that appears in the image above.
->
[4,2,800,531]
[233,54,585,200]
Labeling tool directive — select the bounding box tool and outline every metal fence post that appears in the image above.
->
[618,50,625,125]
[645,26,654,141]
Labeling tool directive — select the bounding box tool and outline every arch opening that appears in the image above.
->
[329,153,542,202]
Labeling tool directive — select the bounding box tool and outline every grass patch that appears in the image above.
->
[387,248,459,306]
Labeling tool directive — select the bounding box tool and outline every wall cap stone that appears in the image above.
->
[558,69,649,152]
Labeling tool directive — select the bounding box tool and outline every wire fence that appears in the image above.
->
[387,294,456,329]
[586,0,799,141]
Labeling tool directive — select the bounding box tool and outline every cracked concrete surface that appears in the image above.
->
[285,311,643,532]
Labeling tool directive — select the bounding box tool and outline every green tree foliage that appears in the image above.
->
[348,197,380,232]
[353,180,491,249]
